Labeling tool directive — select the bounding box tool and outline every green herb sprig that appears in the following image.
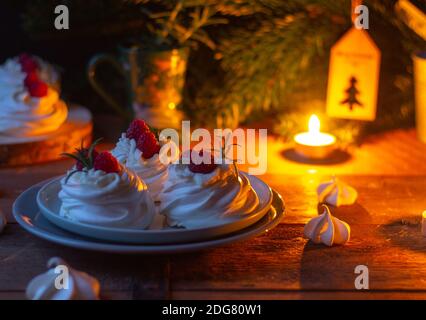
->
[61,138,103,183]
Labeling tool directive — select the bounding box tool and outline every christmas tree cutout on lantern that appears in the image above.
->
[340,76,363,111]
[325,27,380,121]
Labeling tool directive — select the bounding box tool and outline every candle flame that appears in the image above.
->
[308,114,320,134]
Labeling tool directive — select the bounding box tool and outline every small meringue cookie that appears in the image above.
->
[304,206,350,246]
[26,257,100,300]
[317,177,357,207]
[0,209,6,234]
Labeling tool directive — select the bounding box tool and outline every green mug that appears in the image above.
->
[88,42,189,128]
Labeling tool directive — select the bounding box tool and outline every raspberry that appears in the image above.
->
[18,53,31,64]
[126,119,150,140]
[28,80,48,97]
[24,71,39,87]
[188,150,217,174]
[20,56,39,73]
[136,131,160,159]
[93,151,120,174]
[75,148,99,171]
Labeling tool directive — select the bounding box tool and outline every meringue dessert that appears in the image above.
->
[0,53,67,137]
[112,119,172,201]
[304,205,350,246]
[160,150,260,228]
[317,177,358,207]
[26,257,100,300]
[59,142,155,228]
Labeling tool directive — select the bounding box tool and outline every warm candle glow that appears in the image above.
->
[293,113,337,159]
[309,114,320,134]
[294,114,336,147]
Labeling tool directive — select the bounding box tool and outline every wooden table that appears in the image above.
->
[1,129,426,300]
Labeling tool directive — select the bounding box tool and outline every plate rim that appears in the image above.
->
[36,171,273,235]
[13,181,284,254]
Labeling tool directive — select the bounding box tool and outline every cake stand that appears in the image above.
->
[0,104,93,167]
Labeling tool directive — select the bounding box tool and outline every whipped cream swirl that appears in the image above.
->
[59,167,155,228]
[160,164,260,228]
[0,58,67,137]
[0,58,25,87]
[112,133,169,201]
[26,257,100,300]
[0,88,67,137]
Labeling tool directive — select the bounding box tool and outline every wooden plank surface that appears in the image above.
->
[1,218,426,299]
[0,129,426,299]
[169,223,426,292]
[0,225,170,300]
[171,291,426,300]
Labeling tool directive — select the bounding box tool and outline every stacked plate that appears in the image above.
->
[13,173,284,254]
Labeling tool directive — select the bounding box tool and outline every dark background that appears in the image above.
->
[0,2,124,118]
[1,1,425,140]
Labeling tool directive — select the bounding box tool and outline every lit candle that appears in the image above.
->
[422,211,426,237]
[294,114,337,159]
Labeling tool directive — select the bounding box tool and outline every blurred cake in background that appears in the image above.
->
[0,53,92,167]
[0,53,67,137]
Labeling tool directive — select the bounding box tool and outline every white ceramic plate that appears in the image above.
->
[36,172,273,244]
[13,181,284,254]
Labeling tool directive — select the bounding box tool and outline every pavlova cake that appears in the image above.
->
[0,53,67,137]
[60,139,155,228]
[160,150,260,228]
[112,119,171,201]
